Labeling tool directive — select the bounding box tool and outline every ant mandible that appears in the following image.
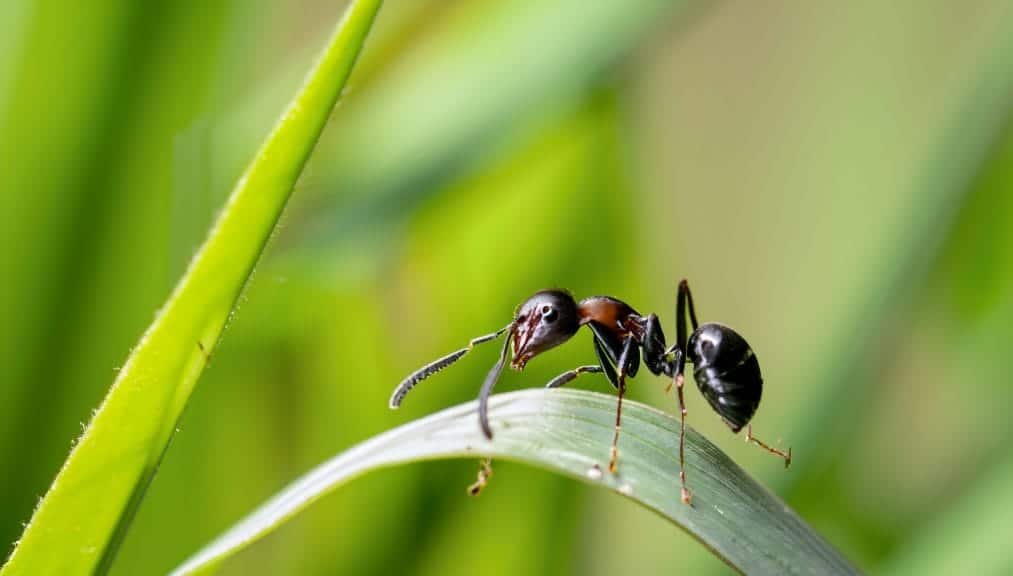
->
[389,279,791,504]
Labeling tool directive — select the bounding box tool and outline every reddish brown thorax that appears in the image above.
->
[577,296,643,340]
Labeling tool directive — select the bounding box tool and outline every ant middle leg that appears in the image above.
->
[745,425,792,468]
[608,336,637,474]
[642,313,672,378]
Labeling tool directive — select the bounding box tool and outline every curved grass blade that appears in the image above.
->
[172,389,857,576]
[0,1,382,574]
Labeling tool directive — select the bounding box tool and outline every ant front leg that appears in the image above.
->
[545,365,604,389]
[467,458,495,496]
[608,336,638,475]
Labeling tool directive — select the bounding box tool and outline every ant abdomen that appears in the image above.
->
[688,323,763,433]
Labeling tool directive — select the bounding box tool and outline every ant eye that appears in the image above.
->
[541,305,558,323]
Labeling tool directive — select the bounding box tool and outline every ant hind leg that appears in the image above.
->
[672,350,691,504]
[674,280,696,505]
[745,424,792,468]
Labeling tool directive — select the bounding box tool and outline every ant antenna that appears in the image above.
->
[389,324,512,409]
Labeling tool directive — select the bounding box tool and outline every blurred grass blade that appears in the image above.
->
[315,0,704,199]
[881,455,1013,576]
[172,389,857,576]
[201,0,710,251]
[0,1,382,574]
[787,7,1013,486]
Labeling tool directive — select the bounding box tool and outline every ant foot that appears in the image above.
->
[467,459,494,496]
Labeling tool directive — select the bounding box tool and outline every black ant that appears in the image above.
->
[389,279,790,503]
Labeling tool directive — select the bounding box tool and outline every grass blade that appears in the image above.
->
[0,1,382,574]
[193,0,709,252]
[172,389,857,576]
[315,0,703,199]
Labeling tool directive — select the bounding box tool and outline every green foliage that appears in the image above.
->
[0,1,382,573]
[3,0,1013,575]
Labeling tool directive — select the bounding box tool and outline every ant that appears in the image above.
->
[389,279,790,504]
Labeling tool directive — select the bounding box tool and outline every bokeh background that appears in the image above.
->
[3,0,1013,574]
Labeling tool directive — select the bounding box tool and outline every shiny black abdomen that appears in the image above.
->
[687,322,762,433]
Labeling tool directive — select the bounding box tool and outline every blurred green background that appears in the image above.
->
[3,0,1013,574]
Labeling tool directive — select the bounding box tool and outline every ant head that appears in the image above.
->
[510,289,580,370]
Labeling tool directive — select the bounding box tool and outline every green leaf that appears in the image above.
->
[0,1,382,574]
[171,389,857,575]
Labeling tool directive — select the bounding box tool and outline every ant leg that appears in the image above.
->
[197,340,211,362]
[467,458,494,496]
[678,279,699,331]
[673,349,691,504]
[608,337,637,474]
[745,425,792,468]
[608,380,625,474]
[545,365,603,388]
[674,281,694,504]
[642,313,672,378]
[591,336,620,388]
